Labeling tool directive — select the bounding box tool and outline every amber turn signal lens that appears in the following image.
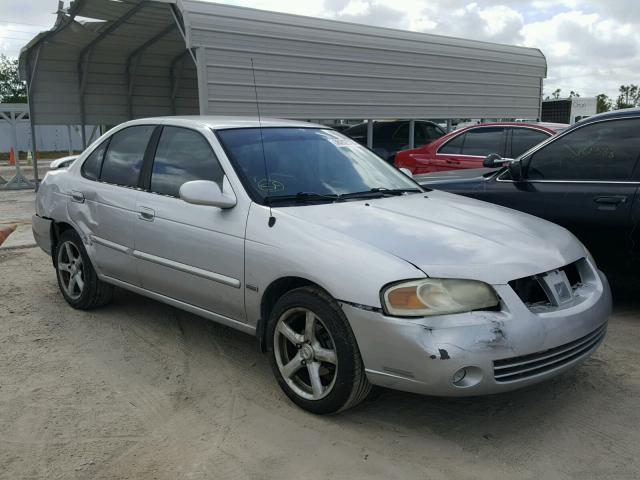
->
[386,286,425,310]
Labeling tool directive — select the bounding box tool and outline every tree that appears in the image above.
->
[615,84,639,109]
[596,94,612,113]
[0,55,27,104]
[568,90,580,98]
[544,88,562,100]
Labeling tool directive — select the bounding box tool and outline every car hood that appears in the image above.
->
[276,190,584,285]
[413,168,499,186]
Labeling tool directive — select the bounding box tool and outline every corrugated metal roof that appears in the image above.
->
[20,0,197,125]
[20,0,546,126]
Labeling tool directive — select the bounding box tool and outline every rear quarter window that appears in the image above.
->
[81,140,109,180]
[99,125,156,188]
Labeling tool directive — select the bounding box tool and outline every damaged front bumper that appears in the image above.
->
[343,266,611,397]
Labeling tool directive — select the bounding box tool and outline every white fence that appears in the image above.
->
[0,121,97,154]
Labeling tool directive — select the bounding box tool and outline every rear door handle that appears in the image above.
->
[138,206,155,221]
[594,195,627,205]
[71,190,85,203]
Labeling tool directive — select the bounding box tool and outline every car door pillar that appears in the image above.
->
[408,119,415,149]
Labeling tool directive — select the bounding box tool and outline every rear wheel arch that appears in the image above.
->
[50,221,98,272]
[53,228,113,310]
[51,222,75,263]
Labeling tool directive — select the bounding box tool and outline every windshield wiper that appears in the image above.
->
[264,192,340,205]
[338,187,422,200]
[264,188,424,205]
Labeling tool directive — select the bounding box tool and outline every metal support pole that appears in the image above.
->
[88,125,99,144]
[195,47,208,115]
[446,119,452,133]
[26,45,41,187]
[170,51,189,115]
[9,112,20,169]
[366,119,373,149]
[77,1,148,145]
[408,119,415,149]
[67,125,73,154]
[1,110,34,190]
[78,53,89,149]
[169,3,196,65]
[125,23,176,119]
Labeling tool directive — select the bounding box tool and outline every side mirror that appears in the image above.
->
[179,178,236,208]
[508,160,524,182]
[483,153,504,168]
[398,167,413,177]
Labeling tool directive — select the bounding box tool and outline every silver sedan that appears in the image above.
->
[32,117,611,414]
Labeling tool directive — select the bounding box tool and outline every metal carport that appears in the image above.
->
[20,0,547,183]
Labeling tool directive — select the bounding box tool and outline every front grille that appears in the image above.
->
[493,324,606,383]
[509,259,584,308]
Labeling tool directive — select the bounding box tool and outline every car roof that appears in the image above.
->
[453,121,559,133]
[118,116,326,131]
[345,119,440,130]
[573,107,640,125]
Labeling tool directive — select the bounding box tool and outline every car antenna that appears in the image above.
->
[251,57,276,228]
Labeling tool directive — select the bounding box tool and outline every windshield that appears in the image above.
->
[216,127,421,204]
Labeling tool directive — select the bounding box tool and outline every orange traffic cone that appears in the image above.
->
[8,148,16,166]
[0,224,17,246]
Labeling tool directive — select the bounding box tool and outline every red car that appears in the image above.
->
[394,122,566,174]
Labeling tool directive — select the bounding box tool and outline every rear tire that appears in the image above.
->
[267,286,371,414]
[54,229,113,310]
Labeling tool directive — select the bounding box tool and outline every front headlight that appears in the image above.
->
[382,278,499,317]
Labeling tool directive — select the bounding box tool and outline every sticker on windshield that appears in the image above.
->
[258,179,285,192]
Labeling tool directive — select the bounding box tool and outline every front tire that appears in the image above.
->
[54,229,113,310]
[267,286,371,414]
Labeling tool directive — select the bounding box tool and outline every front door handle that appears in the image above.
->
[594,195,627,205]
[138,206,155,221]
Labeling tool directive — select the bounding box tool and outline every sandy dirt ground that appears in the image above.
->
[0,190,37,249]
[0,246,639,480]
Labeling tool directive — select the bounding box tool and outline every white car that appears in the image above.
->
[49,155,78,170]
[32,116,611,414]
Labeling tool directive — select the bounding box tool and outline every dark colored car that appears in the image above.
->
[395,122,566,175]
[415,108,640,270]
[343,120,446,162]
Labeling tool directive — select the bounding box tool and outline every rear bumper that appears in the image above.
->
[343,267,611,397]
[32,214,53,255]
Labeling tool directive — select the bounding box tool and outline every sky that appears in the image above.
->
[1,0,638,101]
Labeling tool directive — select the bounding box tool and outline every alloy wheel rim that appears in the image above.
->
[57,241,85,300]
[274,307,338,401]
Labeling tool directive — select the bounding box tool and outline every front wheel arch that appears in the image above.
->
[257,276,322,353]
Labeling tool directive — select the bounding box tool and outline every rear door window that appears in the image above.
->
[81,139,109,181]
[100,125,155,188]
[438,132,466,154]
[459,127,507,156]
[510,128,550,158]
[150,126,224,197]
[527,118,640,181]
